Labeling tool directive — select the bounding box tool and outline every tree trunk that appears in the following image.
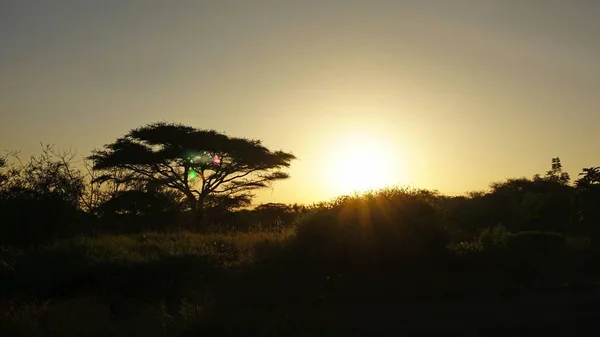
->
[184,192,198,213]
[183,192,204,228]
[196,193,207,225]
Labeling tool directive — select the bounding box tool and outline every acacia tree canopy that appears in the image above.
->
[88,122,296,213]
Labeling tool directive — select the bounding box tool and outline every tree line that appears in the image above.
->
[1,121,599,249]
[0,122,297,245]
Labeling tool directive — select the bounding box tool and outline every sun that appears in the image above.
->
[323,133,406,196]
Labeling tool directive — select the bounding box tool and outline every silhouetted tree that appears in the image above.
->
[544,157,570,184]
[488,176,573,232]
[0,156,7,188]
[1,145,84,209]
[99,187,184,217]
[252,203,298,228]
[480,160,570,233]
[575,167,600,244]
[576,167,600,187]
[88,122,296,220]
[0,145,85,245]
[76,159,116,215]
[201,193,253,226]
[204,193,253,212]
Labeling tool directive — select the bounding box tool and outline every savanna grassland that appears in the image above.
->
[2,141,600,336]
[2,187,600,336]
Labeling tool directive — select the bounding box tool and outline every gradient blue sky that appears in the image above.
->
[1,0,599,203]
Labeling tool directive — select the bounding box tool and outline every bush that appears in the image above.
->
[448,225,510,258]
[0,146,84,246]
[503,231,566,260]
[496,231,566,287]
[477,225,511,252]
[289,189,450,272]
[0,189,81,246]
[449,241,483,256]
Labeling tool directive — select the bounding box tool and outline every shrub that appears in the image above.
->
[448,225,510,260]
[0,189,81,246]
[0,146,84,246]
[290,189,450,272]
[503,231,566,260]
[495,231,567,287]
[477,225,511,252]
[449,241,483,256]
[453,227,565,263]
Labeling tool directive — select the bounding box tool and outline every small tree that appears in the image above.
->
[0,145,85,245]
[545,157,570,184]
[1,145,84,208]
[575,167,600,243]
[88,122,296,219]
[575,167,600,188]
[489,173,574,233]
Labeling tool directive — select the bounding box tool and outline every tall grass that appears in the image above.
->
[1,187,598,336]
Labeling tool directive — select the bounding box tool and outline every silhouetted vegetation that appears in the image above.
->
[2,128,600,336]
[0,145,85,247]
[88,122,295,220]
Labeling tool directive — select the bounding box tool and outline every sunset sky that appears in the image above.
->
[1,0,599,204]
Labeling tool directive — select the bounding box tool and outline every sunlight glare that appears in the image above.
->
[324,133,407,196]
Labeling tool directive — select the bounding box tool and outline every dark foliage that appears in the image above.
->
[290,189,450,272]
[575,167,600,249]
[4,137,600,336]
[88,122,296,215]
[444,158,575,235]
[0,146,84,246]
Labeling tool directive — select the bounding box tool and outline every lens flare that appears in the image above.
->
[188,169,198,180]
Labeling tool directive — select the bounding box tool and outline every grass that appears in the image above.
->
[0,296,211,337]
[2,188,600,336]
[65,229,293,266]
[0,229,295,336]
[0,228,294,274]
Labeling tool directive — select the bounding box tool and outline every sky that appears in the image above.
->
[1,0,599,204]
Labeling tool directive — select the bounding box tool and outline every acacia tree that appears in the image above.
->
[88,122,296,216]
